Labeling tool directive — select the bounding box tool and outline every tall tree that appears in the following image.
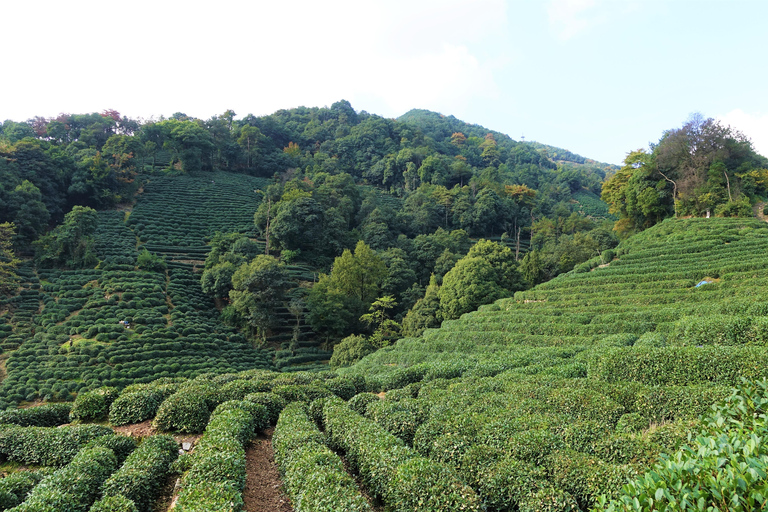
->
[228,255,289,343]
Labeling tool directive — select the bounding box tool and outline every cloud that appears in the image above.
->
[718,109,768,158]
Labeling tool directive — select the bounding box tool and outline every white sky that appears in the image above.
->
[2,0,767,164]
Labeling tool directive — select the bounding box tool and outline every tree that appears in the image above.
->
[402,275,441,337]
[329,334,376,369]
[438,240,526,320]
[228,255,289,343]
[328,240,387,305]
[360,295,401,347]
[33,206,99,268]
[438,256,506,320]
[0,222,20,298]
[8,180,49,248]
[237,125,263,168]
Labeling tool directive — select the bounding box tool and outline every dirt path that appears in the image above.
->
[244,428,292,512]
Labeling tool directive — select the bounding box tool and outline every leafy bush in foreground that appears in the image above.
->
[174,401,262,511]
[70,387,119,422]
[0,403,72,427]
[0,471,47,510]
[8,446,118,512]
[101,434,178,512]
[273,402,371,511]
[0,424,113,467]
[596,378,768,511]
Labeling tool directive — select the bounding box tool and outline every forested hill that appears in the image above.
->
[398,108,618,170]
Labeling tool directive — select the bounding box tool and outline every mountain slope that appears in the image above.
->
[339,217,768,508]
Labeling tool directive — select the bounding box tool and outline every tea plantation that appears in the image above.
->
[2,210,768,510]
[0,171,275,408]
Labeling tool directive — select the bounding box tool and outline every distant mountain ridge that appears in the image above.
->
[397,108,619,171]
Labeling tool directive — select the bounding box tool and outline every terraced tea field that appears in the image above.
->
[0,172,275,409]
[2,212,767,511]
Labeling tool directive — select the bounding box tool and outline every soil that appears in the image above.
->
[113,419,157,438]
[243,428,292,512]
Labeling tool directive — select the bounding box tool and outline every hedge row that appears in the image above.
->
[174,400,267,511]
[273,402,371,511]
[0,471,48,510]
[0,403,72,427]
[588,346,768,385]
[100,434,178,512]
[71,387,120,422]
[108,381,179,426]
[7,446,118,512]
[322,398,482,512]
[0,424,113,467]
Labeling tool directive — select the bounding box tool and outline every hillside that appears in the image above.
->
[335,216,768,508]
[0,218,765,511]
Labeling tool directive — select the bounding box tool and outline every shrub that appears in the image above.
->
[389,456,483,512]
[597,378,768,511]
[0,471,46,510]
[87,435,138,466]
[243,393,286,425]
[10,446,118,512]
[89,496,139,512]
[365,398,429,446]
[152,389,212,434]
[101,434,178,512]
[0,424,113,467]
[109,389,165,426]
[348,392,380,415]
[273,403,372,511]
[70,387,120,421]
[0,403,72,427]
[518,486,579,512]
[271,384,334,404]
[633,385,731,423]
[324,377,357,400]
[471,455,546,510]
[615,413,648,433]
[218,379,272,402]
[174,402,258,511]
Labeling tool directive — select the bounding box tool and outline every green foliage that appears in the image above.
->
[89,496,139,512]
[0,222,20,298]
[0,403,72,427]
[596,378,768,511]
[438,240,526,320]
[8,445,118,512]
[329,334,376,370]
[87,435,138,466]
[109,389,167,427]
[347,392,380,415]
[174,401,259,512]
[0,424,113,467]
[389,456,483,511]
[273,402,372,512]
[34,205,99,269]
[152,386,215,433]
[135,249,166,272]
[228,255,289,343]
[70,387,119,421]
[101,434,178,512]
[0,471,46,510]
[243,392,286,425]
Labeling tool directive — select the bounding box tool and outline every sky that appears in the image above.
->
[2,0,767,165]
